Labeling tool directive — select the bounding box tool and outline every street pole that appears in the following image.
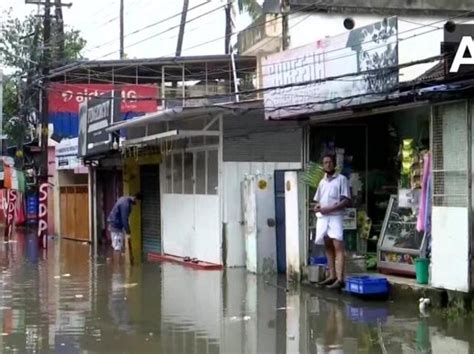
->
[39,0,51,249]
[54,0,65,65]
[120,0,124,59]
[0,69,3,157]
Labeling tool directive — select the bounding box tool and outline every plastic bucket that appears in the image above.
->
[415,258,430,285]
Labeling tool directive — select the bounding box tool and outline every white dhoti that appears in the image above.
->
[315,214,344,245]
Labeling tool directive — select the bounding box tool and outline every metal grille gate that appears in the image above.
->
[432,102,469,208]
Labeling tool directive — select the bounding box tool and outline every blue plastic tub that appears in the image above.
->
[309,256,327,266]
[345,276,389,295]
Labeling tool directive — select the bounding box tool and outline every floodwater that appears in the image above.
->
[0,231,472,353]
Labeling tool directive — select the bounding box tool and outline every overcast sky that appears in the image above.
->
[1,0,252,61]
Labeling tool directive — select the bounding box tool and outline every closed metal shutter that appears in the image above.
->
[140,165,161,255]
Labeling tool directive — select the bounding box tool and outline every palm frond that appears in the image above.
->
[237,0,263,20]
[299,162,325,189]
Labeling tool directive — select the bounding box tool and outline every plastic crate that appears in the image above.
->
[309,256,327,265]
[345,276,389,295]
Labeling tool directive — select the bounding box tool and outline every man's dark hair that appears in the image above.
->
[134,192,143,201]
[322,154,337,165]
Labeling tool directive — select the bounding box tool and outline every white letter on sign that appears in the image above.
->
[450,36,474,73]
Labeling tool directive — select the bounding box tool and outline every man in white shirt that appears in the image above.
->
[313,154,351,289]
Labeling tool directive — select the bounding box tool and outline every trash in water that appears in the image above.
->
[1,333,8,336]
[82,242,88,245]
[75,294,84,299]
[229,316,252,322]
[54,275,60,279]
[118,283,138,289]
[276,307,292,311]
[62,274,71,277]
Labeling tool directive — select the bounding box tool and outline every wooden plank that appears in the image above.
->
[60,190,68,237]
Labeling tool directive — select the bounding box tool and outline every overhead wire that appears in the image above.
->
[25,3,474,105]
[61,11,474,86]
[40,52,453,104]
[83,0,212,55]
[82,7,474,78]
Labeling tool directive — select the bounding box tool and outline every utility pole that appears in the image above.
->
[26,0,72,248]
[281,0,290,51]
[40,0,51,249]
[0,69,3,157]
[176,0,189,56]
[120,0,124,59]
[224,0,232,54]
[54,0,65,65]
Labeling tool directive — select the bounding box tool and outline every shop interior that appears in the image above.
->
[307,106,432,276]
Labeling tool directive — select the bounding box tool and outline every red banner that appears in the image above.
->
[38,183,48,249]
[48,83,159,113]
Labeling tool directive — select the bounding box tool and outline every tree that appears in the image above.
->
[225,0,263,54]
[237,0,263,20]
[0,9,86,153]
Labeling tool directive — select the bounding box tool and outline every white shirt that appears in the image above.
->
[313,174,350,216]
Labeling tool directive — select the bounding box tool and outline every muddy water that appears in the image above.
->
[0,231,471,353]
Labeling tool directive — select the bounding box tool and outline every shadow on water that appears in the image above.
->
[0,230,470,352]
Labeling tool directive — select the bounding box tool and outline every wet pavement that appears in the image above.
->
[0,231,472,353]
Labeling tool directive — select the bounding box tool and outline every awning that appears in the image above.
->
[106,100,263,132]
[122,129,220,148]
[106,106,228,132]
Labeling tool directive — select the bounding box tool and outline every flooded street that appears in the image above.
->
[0,232,470,353]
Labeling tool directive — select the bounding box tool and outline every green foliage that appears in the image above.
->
[0,9,87,75]
[237,0,263,20]
[4,116,27,148]
[0,9,86,132]
[299,161,325,189]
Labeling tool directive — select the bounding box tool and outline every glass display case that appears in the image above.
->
[377,195,429,275]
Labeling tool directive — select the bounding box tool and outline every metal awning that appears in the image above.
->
[106,106,228,132]
[122,129,220,148]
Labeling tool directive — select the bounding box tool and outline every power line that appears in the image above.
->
[95,2,229,59]
[83,0,211,55]
[31,6,474,92]
[41,52,451,103]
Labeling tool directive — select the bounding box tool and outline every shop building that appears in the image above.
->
[259,16,474,292]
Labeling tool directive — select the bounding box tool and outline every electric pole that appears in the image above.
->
[120,0,125,59]
[40,0,51,249]
[54,0,65,65]
[176,0,189,56]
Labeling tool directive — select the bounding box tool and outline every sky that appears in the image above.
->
[0,0,253,62]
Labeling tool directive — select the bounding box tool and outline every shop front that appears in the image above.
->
[302,99,474,292]
[307,104,431,278]
[55,138,90,242]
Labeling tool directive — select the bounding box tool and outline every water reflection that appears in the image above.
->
[0,231,470,353]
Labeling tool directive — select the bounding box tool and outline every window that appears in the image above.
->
[207,150,218,195]
[183,152,194,194]
[195,151,206,195]
[165,148,218,195]
[172,153,183,194]
[164,154,172,193]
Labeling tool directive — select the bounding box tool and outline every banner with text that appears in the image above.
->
[262,17,398,120]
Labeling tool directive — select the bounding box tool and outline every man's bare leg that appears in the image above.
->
[324,236,336,280]
[333,239,345,284]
